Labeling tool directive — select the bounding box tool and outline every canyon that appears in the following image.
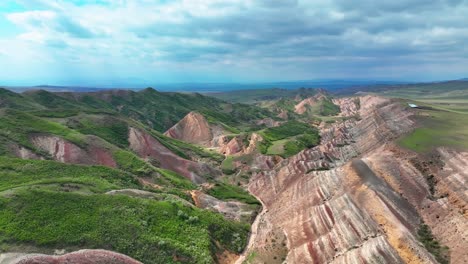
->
[239,96,467,263]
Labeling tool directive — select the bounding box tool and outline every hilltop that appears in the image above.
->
[0,85,466,264]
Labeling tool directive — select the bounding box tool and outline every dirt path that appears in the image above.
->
[234,187,267,264]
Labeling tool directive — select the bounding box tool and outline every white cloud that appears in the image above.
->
[1,0,468,85]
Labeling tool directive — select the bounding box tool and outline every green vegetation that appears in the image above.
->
[0,189,250,263]
[93,88,272,132]
[259,121,320,157]
[0,156,251,263]
[2,88,274,133]
[398,103,468,152]
[0,109,86,149]
[261,121,313,141]
[207,183,260,205]
[0,87,279,262]
[361,82,468,152]
[208,88,319,104]
[417,223,450,264]
[113,150,153,175]
[221,156,236,175]
[66,115,129,148]
[283,133,320,157]
[245,251,258,263]
[24,90,83,109]
[0,88,43,110]
[0,156,139,193]
[150,130,224,162]
[156,169,196,190]
[266,139,289,155]
[319,98,340,116]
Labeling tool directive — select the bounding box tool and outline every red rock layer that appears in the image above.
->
[294,93,328,115]
[129,127,218,183]
[164,111,213,146]
[10,249,142,264]
[29,135,117,168]
[242,96,463,264]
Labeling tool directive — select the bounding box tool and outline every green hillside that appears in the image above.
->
[0,157,250,264]
[0,87,263,263]
[207,87,320,104]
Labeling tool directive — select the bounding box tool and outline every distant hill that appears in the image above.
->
[3,79,407,93]
[333,80,468,99]
[0,87,273,132]
[206,87,323,104]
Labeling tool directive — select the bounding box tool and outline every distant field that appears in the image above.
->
[376,82,468,110]
[359,82,468,152]
[396,98,468,152]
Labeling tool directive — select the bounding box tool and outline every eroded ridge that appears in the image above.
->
[243,96,467,263]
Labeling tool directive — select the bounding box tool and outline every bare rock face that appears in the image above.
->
[164,111,213,146]
[129,127,219,183]
[190,190,256,222]
[332,97,359,117]
[277,109,289,120]
[423,148,468,263]
[244,133,264,155]
[294,93,327,115]
[220,137,243,155]
[29,135,117,167]
[8,144,43,160]
[2,249,142,264]
[241,96,465,264]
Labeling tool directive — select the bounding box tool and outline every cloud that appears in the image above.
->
[1,0,468,85]
[7,10,96,39]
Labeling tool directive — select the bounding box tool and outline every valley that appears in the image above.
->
[0,84,467,264]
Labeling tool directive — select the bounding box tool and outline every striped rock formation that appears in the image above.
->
[241,96,468,264]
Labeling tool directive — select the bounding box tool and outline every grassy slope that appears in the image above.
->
[0,157,139,193]
[0,157,251,263]
[0,88,263,262]
[207,88,319,104]
[0,109,87,150]
[259,121,320,157]
[373,86,468,152]
[398,105,468,152]
[1,88,273,133]
[83,88,272,132]
[207,183,260,205]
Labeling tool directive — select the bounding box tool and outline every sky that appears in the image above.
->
[0,0,467,87]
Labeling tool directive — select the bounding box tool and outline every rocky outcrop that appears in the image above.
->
[191,190,256,222]
[241,96,463,263]
[277,109,289,120]
[29,135,117,167]
[164,111,213,146]
[421,148,468,263]
[332,97,359,117]
[8,144,43,160]
[129,127,219,183]
[294,93,327,115]
[1,249,142,264]
[244,133,263,155]
[164,111,244,155]
[220,137,243,155]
